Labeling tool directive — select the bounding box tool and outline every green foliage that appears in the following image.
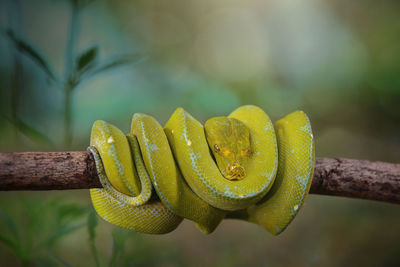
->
[76,46,99,73]
[4,29,59,83]
[68,0,96,11]
[4,116,53,146]
[71,45,141,89]
[109,228,128,267]
[107,228,184,267]
[87,210,100,267]
[0,195,187,266]
[0,210,21,258]
[0,196,88,266]
[1,0,142,147]
[89,54,143,77]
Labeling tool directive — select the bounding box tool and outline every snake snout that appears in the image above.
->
[224,162,246,180]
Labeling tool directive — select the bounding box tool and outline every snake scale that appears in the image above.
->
[89,105,314,235]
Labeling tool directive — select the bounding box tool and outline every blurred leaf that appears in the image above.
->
[26,197,64,225]
[5,29,58,82]
[0,212,23,260]
[69,0,95,10]
[56,203,88,225]
[76,45,99,72]
[70,53,143,90]
[34,256,66,267]
[21,197,89,264]
[5,116,53,146]
[50,253,72,267]
[0,210,19,242]
[87,211,100,267]
[43,222,86,246]
[87,211,98,241]
[89,54,143,77]
[0,234,18,253]
[24,198,64,256]
[109,228,128,267]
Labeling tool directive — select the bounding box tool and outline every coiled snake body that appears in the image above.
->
[89,105,314,235]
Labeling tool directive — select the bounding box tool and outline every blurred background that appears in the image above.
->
[0,0,399,265]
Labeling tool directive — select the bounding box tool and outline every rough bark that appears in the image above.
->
[0,152,399,204]
[0,151,101,190]
[310,157,400,204]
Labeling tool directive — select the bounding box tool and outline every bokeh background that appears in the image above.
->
[0,0,400,266]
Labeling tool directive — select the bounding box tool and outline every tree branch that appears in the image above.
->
[0,152,399,204]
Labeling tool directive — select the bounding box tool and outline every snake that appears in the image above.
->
[89,105,314,235]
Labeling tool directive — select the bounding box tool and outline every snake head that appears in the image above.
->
[204,117,251,181]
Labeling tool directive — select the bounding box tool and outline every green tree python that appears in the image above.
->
[88,105,315,235]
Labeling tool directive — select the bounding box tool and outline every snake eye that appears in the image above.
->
[214,144,220,153]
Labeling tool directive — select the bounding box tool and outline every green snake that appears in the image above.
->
[89,105,314,235]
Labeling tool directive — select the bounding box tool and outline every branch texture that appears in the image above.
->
[0,152,399,204]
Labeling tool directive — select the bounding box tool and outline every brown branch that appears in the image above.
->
[0,152,399,204]
[310,157,400,204]
[0,151,101,190]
